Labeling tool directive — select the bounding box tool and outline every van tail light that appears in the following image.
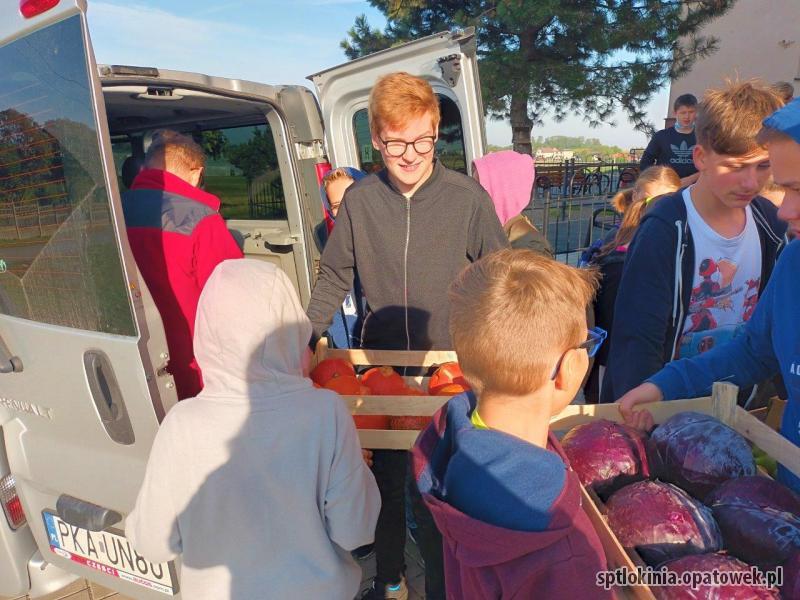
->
[19,0,60,18]
[0,474,26,530]
[315,162,332,187]
[314,162,334,232]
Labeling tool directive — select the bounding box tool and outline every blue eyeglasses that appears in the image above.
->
[549,327,607,380]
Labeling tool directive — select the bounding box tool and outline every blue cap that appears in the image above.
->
[763,97,800,144]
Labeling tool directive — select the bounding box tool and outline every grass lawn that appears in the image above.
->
[205,175,250,220]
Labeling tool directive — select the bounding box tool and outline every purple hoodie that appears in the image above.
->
[412,393,611,599]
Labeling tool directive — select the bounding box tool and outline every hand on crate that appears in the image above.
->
[617,382,662,431]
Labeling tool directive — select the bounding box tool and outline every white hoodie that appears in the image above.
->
[125,259,380,599]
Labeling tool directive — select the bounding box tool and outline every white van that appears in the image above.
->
[0,0,486,597]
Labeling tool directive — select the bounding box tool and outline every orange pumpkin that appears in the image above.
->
[353,415,391,429]
[361,366,406,395]
[402,386,425,396]
[435,383,469,396]
[428,362,470,395]
[323,375,362,395]
[311,358,356,386]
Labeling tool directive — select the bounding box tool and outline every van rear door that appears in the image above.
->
[308,27,486,174]
[99,72,329,304]
[0,2,177,598]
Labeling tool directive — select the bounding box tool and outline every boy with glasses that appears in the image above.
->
[412,249,611,600]
[306,72,507,600]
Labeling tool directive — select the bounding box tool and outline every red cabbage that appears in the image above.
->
[561,419,650,499]
[706,476,800,570]
[783,551,800,600]
[705,475,800,514]
[648,412,755,500]
[606,480,722,566]
[653,553,780,599]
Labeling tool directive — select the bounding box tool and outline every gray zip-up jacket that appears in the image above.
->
[307,161,508,350]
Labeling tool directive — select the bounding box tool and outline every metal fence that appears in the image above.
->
[248,179,286,219]
[527,160,638,264]
[533,159,640,200]
[0,197,110,241]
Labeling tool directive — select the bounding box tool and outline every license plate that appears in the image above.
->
[43,511,177,595]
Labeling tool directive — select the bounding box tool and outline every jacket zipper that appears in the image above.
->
[403,196,411,352]
[670,220,686,361]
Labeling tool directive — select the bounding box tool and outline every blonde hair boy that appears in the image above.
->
[695,81,783,157]
[411,249,611,600]
[322,168,355,217]
[450,249,598,435]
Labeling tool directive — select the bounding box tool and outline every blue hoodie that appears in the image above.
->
[411,392,610,599]
[648,240,800,492]
[601,191,786,403]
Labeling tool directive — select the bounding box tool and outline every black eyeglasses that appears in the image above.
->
[549,327,607,380]
[380,136,436,158]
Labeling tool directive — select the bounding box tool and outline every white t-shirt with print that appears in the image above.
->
[678,187,762,359]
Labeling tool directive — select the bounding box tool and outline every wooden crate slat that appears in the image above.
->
[549,396,716,430]
[733,408,800,479]
[579,486,656,600]
[320,347,458,368]
[343,395,449,416]
[710,382,738,425]
[358,429,419,449]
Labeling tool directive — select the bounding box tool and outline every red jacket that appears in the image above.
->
[122,169,243,399]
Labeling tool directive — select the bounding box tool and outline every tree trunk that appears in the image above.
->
[510,27,537,155]
[510,92,533,155]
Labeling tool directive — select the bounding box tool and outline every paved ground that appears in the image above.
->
[2,579,127,600]
[4,535,426,600]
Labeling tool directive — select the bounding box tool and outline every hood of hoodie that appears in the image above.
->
[472,150,534,226]
[319,167,367,220]
[642,188,785,244]
[193,259,312,399]
[412,393,586,567]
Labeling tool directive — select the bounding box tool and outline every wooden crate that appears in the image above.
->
[549,382,800,600]
[313,340,458,449]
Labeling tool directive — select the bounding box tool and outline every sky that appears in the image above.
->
[86,0,671,150]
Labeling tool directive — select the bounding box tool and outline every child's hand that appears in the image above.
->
[361,449,373,467]
[617,382,662,431]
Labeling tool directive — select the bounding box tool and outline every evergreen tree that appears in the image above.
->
[342,0,736,154]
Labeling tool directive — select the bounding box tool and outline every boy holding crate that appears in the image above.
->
[411,249,612,599]
[619,98,800,493]
[307,72,507,600]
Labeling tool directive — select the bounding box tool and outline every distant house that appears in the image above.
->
[628,148,645,162]
[667,0,799,126]
[535,147,574,161]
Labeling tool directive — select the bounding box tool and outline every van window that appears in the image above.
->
[111,137,134,190]
[352,95,467,174]
[0,16,136,336]
[197,124,286,220]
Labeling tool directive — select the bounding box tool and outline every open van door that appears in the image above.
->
[98,72,327,305]
[308,27,486,175]
[0,2,178,597]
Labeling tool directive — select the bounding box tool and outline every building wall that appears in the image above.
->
[667,0,800,124]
